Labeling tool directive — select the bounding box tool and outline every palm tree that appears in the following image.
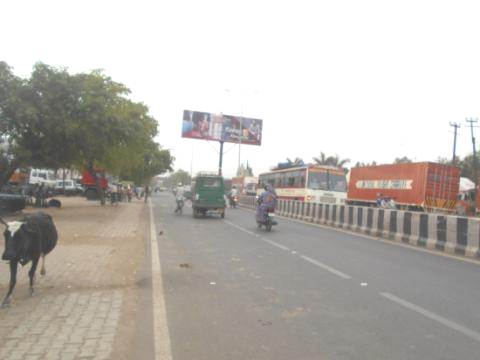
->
[313,153,350,168]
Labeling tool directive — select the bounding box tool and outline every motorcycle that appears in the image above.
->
[255,196,278,231]
[229,194,239,208]
[175,198,184,215]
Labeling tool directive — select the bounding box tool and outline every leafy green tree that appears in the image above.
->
[354,161,378,167]
[0,62,172,204]
[236,162,254,177]
[393,156,413,164]
[458,153,480,180]
[169,169,192,188]
[313,152,350,168]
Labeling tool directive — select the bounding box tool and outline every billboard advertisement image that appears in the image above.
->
[182,110,262,146]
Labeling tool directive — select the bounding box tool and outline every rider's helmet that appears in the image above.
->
[178,182,182,186]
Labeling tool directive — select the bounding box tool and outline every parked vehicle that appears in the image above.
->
[29,168,57,188]
[81,169,108,200]
[54,180,82,196]
[192,173,226,218]
[0,193,26,215]
[347,162,460,211]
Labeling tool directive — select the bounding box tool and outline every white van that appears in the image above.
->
[29,168,57,188]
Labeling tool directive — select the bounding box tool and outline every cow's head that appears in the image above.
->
[2,221,31,261]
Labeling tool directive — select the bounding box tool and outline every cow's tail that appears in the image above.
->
[40,254,46,276]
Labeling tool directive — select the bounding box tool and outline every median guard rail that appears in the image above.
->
[238,195,480,259]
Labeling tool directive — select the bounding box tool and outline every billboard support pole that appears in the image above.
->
[218,141,224,176]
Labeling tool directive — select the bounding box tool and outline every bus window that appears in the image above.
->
[329,173,347,192]
[308,172,328,190]
[288,175,295,187]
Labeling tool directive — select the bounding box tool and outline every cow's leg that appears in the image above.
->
[28,256,40,296]
[2,261,18,307]
[40,254,46,276]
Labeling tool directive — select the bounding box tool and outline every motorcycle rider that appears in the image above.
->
[174,182,185,213]
[229,185,238,207]
[256,184,277,223]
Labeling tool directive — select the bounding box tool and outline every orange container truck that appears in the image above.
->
[347,162,460,211]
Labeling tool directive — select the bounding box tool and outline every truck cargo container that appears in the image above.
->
[347,162,460,211]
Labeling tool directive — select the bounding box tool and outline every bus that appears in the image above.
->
[258,165,347,204]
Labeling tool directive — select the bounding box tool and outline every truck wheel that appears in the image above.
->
[85,188,98,200]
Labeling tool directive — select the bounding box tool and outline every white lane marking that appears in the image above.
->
[149,199,173,360]
[380,292,480,343]
[224,220,290,250]
[300,255,352,279]
[224,220,260,237]
[261,237,290,251]
[240,208,480,267]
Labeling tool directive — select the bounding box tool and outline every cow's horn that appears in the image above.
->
[0,217,8,227]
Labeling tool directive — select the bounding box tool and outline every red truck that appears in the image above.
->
[347,162,460,211]
[81,169,108,200]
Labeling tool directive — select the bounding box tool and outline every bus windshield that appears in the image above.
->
[307,172,347,192]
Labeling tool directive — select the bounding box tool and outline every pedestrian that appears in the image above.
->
[144,185,150,203]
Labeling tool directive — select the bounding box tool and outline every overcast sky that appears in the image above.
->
[2,0,480,177]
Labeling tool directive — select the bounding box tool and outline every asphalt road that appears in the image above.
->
[151,192,480,360]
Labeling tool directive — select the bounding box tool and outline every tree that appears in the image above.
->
[68,69,168,204]
[167,170,191,189]
[354,161,378,167]
[313,152,350,168]
[116,141,173,185]
[236,162,254,177]
[459,153,480,180]
[394,156,413,164]
[0,62,173,203]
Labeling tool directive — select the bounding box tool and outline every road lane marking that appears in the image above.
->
[236,207,480,266]
[380,292,480,343]
[300,255,352,279]
[224,220,291,251]
[260,237,290,251]
[224,220,260,237]
[149,199,173,360]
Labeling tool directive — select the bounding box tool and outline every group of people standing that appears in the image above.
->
[376,193,397,209]
[107,184,150,204]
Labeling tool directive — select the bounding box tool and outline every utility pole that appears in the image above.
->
[449,122,460,164]
[466,118,478,214]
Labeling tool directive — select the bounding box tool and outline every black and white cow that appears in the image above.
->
[1,212,58,306]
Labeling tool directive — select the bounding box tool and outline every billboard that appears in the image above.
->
[182,110,262,146]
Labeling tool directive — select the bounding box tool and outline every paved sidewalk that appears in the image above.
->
[0,197,147,360]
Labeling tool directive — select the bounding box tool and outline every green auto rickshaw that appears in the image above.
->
[192,174,226,218]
